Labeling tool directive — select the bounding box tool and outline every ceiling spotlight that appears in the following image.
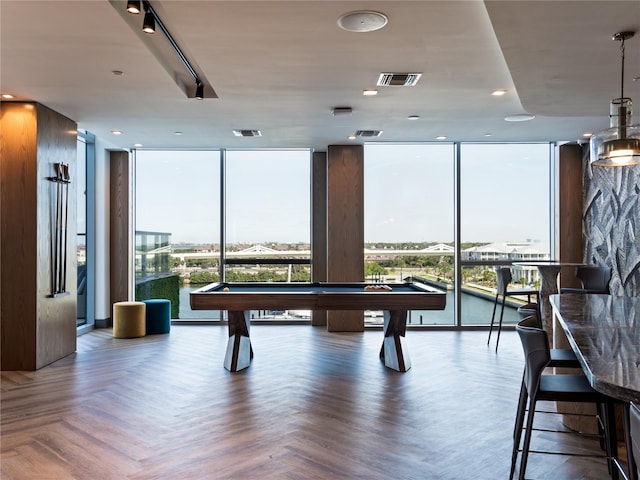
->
[1,93,15,99]
[142,8,156,34]
[590,31,640,166]
[436,135,447,140]
[363,89,378,96]
[408,115,420,120]
[126,0,141,14]
[491,89,507,96]
[195,82,204,100]
[111,130,123,135]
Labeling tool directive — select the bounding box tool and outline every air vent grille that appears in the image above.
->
[232,130,262,137]
[377,73,422,87]
[355,130,383,137]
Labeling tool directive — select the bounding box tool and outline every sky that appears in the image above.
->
[135,143,550,245]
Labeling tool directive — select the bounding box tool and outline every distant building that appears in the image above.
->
[462,241,549,283]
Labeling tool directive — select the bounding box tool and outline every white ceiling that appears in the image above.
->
[1,0,639,151]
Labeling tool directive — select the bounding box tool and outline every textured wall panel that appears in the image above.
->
[583,149,640,296]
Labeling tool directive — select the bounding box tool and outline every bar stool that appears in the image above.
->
[487,267,537,351]
[518,315,580,368]
[510,320,621,480]
[560,266,612,294]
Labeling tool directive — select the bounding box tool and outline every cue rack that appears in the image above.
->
[47,162,71,297]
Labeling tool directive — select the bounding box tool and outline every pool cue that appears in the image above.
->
[61,163,70,292]
[53,163,62,293]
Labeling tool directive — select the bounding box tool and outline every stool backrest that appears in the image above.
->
[519,315,541,330]
[576,266,612,293]
[516,320,550,400]
[496,267,512,295]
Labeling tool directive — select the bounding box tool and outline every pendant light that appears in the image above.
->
[590,31,640,166]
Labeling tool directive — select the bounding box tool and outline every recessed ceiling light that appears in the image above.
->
[134,143,143,147]
[408,115,420,120]
[491,89,507,96]
[504,113,535,122]
[2,93,15,99]
[484,133,492,137]
[582,132,593,138]
[111,130,122,135]
[174,131,183,136]
[363,89,378,96]
[112,70,124,76]
[348,135,357,140]
[337,11,388,33]
[436,135,447,140]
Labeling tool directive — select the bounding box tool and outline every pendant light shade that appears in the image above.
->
[590,31,640,166]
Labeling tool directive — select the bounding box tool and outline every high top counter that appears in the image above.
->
[550,293,639,403]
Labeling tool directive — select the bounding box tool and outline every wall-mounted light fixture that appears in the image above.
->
[128,1,207,99]
[590,31,640,166]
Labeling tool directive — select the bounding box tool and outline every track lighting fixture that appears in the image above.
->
[126,0,141,14]
[142,5,155,34]
[195,82,204,100]
[129,1,208,99]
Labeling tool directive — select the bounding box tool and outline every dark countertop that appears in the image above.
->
[550,293,640,403]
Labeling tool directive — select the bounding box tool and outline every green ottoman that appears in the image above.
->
[143,299,171,334]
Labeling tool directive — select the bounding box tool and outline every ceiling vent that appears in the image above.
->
[332,107,353,116]
[355,130,383,137]
[232,129,262,137]
[376,73,422,87]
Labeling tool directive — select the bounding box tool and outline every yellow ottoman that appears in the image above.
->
[113,301,146,338]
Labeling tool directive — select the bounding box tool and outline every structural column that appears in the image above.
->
[311,151,328,326]
[326,145,364,331]
[109,151,132,309]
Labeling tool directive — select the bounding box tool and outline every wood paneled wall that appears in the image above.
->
[109,151,131,308]
[1,102,77,370]
[557,143,584,290]
[311,151,328,326]
[326,145,364,331]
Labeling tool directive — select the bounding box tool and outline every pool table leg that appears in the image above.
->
[224,310,252,372]
[379,309,411,372]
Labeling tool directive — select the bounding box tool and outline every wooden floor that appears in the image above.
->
[1,325,620,479]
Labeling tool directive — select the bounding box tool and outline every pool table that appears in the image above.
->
[190,281,446,373]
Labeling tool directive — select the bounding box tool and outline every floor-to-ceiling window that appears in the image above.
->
[135,150,220,320]
[135,149,311,321]
[224,149,311,319]
[459,143,551,326]
[364,144,455,326]
[134,144,551,326]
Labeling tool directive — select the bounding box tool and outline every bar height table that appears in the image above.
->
[514,261,591,341]
[550,293,640,479]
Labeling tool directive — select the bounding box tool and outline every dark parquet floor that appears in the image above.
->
[1,325,619,479]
